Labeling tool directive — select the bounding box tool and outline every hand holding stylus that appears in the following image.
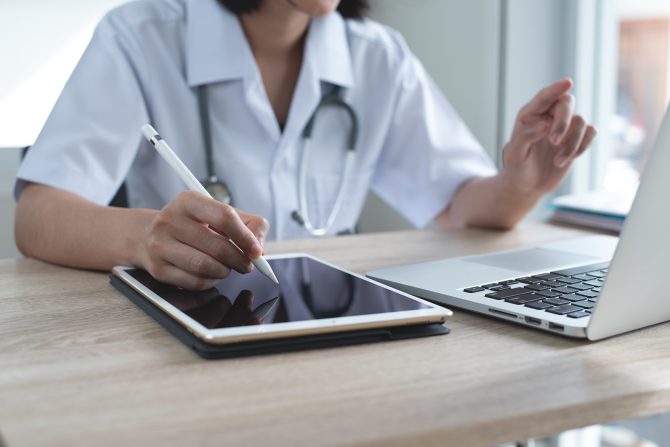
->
[136,124,278,290]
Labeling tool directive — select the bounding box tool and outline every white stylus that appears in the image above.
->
[141,124,279,285]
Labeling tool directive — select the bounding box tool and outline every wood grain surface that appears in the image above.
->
[1,222,669,447]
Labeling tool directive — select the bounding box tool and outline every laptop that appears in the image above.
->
[368,105,670,341]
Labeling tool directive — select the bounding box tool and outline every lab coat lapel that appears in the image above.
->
[244,74,282,142]
[280,52,321,153]
[281,13,354,150]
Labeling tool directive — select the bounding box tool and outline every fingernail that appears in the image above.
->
[550,132,562,145]
[555,155,567,167]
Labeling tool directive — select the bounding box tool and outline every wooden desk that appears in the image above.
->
[1,223,669,446]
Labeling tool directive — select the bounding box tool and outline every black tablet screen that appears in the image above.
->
[127,257,430,329]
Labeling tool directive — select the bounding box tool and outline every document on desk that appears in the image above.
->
[549,189,635,232]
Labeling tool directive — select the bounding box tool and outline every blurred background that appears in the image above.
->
[1,0,668,253]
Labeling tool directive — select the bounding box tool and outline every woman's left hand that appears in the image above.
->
[501,78,597,197]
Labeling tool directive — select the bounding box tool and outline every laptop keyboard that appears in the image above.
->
[463,261,610,319]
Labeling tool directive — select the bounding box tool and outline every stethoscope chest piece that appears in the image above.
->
[202,176,233,205]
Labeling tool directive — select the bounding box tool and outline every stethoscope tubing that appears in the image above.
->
[197,85,359,236]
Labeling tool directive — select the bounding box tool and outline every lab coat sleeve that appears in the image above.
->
[14,11,149,206]
[371,51,498,228]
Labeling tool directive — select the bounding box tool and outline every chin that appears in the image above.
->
[317,2,339,15]
[302,0,340,17]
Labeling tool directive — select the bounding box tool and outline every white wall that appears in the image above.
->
[0,0,128,259]
[359,0,503,232]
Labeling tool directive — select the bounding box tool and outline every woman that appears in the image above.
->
[15,0,596,290]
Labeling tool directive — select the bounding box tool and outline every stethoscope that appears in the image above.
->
[196,84,359,237]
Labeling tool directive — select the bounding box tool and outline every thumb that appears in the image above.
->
[505,119,550,163]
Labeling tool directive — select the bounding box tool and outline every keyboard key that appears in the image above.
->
[547,304,583,315]
[488,285,510,291]
[485,288,531,299]
[584,279,603,287]
[537,290,561,298]
[525,283,550,291]
[482,283,499,289]
[506,293,542,305]
[577,290,600,299]
[532,273,564,281]
[586,271,607,278]
[556,277,581,285]
[552,286,578,294]
[499,280,519,286]
[568,283,593,291]
[517,277,544,284]
[464,287,485,293]
[539,280,564,288]
[592,287,602,293]
[573,300,595,309]
[567,310,591,319]
[526,301,553,310]
[560,293,585,302]
[543,297,570,306]
[551,262,610,276]
[572,274,593,281]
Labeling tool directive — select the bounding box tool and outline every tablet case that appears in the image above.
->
[110,275,449,359]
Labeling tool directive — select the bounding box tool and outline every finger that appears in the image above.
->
[548,93,575,145]
[147,262,219,291]
[554,115,586,168]
[221,290,255,327]
[504,119,550,164]
[188,295,233,328]
[168,215,253,274]
[574,125,597,158]
[166,288,220,311]
[177,192,263,258]
[238,212,270,249]
[160,239,232,280]
[521,78,573,116]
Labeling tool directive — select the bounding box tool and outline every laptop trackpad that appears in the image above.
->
[463,247,599,273]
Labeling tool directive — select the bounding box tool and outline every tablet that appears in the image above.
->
[111,254,450,358]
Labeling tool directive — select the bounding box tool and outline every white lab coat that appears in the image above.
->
[15,0,496,240]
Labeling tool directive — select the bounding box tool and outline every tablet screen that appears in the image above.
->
[126,256,431,329]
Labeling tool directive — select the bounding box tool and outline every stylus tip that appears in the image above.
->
[254,257,279,285]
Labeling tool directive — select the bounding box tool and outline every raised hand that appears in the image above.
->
[502,78,597,196]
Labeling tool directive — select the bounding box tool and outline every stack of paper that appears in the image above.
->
[548,189,636,233]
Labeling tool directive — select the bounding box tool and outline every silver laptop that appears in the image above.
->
[368,106,670,341]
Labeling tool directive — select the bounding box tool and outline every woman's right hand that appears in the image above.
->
[136,190,270,290]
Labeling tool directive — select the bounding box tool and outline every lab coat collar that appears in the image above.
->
[186,0,256,86]
[186,0,354,89]
[306,12,355,89]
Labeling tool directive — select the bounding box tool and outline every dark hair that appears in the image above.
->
[218,0,369,19]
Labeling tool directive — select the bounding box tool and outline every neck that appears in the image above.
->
[239,3,311,59]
